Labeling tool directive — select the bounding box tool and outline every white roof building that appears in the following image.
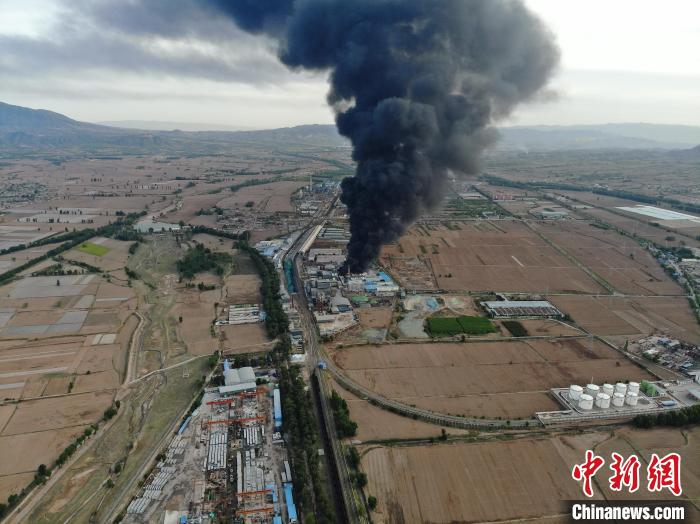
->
[224,366,256,386]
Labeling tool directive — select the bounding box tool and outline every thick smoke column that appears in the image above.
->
[208,0,559,272]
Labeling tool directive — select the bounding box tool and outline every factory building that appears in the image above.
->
[283,483,298,523]
[319,226,349,243]
[218,366,257,397]
[482,300,563,318]
[533,209,568,220]
[273,388,282,429]
[227,304,262,325]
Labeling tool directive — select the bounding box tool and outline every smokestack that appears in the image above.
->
[207,0,559,272]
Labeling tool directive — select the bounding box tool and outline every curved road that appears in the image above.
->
[287,226,538,431]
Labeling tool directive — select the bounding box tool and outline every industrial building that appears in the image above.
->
[226,304,262,325]
[318,226,349,243]
[273,388,282,429]
[283,483,298,523]
[219,366,257,397]
[532,209,568,220]
[537,379,697,425]
[482,299,563,318]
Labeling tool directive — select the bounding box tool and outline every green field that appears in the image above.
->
[426,315,496,336]
[502,320,529,337]
[76,242,110,256]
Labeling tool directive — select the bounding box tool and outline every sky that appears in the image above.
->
[0,0,699,129]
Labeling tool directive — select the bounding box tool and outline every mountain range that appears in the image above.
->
[1,101,699,157]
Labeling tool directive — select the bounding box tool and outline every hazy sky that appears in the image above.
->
[1,0,699,128]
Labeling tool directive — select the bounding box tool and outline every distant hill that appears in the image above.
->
[0,101,98,131]
[1,100,698,158]
[97,120,255,132]
[197,124,348,147]
[497,127,665,151]
[670,144,700,160]
[0,101,168,152]
[0,101,346,156]
[499,123,700,150]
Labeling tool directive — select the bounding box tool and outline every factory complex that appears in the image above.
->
[124,361,297,524]
[538,377,700,425]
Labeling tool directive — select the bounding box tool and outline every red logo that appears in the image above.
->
[647,452,682,496]
[572,451,682,497]
[572,450,605,497]
[609,452,640,493]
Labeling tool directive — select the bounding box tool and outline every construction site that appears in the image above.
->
[124,361,296,524]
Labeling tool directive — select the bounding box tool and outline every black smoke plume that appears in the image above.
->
[207,0,559,272]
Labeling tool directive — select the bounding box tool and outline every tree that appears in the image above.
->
[367,496,377,511]
[347,447,360,469]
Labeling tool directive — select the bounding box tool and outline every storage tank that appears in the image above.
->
[595,393,611,409]
[615,382,627,396]
[569,385,583,401]
[625,392,638,406]
[578,394,594,410]
[602,383,614,396]
[627,382,640,395]
[612,392,625,407]
[585,384,600,397]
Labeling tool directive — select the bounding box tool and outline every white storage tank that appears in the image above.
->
[615,382,627,396]
[595,393,611,409]
[628,381,640,395]
[578,394,594,410]
[585,384,600,397]
[625,392,638,406]
[569,384,583,401]
[602,383,614,396]
[612,392,625,407]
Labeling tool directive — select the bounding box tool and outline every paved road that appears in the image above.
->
[287,225,538,431]
[284,225,367,524]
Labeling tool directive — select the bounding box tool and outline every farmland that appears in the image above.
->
[330,338,654,419]
[362,426,700,523]
[75,242,110,257]
[548,295,700,345]
[425,315,495,336]
[532,219,683,295]
[381,221,606,293]
[0,242,137,503]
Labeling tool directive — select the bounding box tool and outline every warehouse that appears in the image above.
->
[227,304,261,325]
[273,388,282,429]
[482,300,563,318]
[219,365,257,396]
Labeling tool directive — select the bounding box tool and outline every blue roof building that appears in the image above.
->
[284,483,298,523]
[273,389,282,429]
[177,416,191,436]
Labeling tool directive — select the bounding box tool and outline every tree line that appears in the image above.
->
[482,174,700,215]
[279,365,336,523]
[633,404,700,428]
[0,211,145,287]
[0,401,120,520]
[236,242,288,338]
